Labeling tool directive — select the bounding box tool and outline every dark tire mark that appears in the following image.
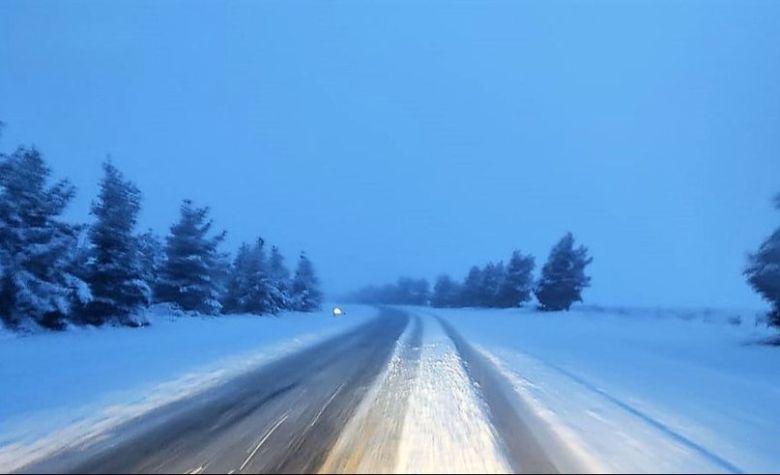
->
[435,315,560,474]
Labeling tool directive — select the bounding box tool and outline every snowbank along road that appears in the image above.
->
[15,306,578,474]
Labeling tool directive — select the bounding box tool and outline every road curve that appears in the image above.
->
[20,308,410,475]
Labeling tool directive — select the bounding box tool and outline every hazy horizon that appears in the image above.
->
[2,0,779,308]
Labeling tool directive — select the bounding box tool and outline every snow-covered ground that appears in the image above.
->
[429,306,780,474]
[0,304,375,471]
[3,304,778,474]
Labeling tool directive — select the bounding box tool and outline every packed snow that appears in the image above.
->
[0,304,375,472]
[394,317,511,474]
[321,313,512,474]
[430,305,780,474]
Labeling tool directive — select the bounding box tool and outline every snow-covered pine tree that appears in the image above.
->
[268,245,292,311]
[534,232,592,311]
[745,193,780,326]
[291,252,322,312]
[431,274,461,308]
[243,238,273,314]
[222,243,252,314]
[155,200,226,314]
[222,238,273,315]
[84,162,150,326]
[495,250,535,308]
[136,229,164,294]
[0,147,91,329]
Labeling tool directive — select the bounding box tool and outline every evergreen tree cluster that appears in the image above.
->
[746,193,780,327]
[0,140,323,331]
[444,235,592,311]
[352,234,593,311]
[432,249,537,309]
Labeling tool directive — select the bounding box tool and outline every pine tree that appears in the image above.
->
[534,232,593,311]
[462,266,483,307]
[137,229,164,292]
[243,238,273,314]
[0,147,90,329]
[268,245,292,311]
[495,251,535,308]
[291,252,322,311]
[478,262,505,307]
[222,243,252,314]
[222,238,274,315]
[84,162,150,326]
[432,274,461,308]
[746,193,780,326]
[155,200,226,314]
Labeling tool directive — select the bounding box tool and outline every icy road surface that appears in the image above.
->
[12,308,562,474]
[6,306,773,474]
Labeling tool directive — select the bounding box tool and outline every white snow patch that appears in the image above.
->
[395,317,512,474]
[431,306,780,473]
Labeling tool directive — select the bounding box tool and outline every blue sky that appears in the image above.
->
[1,0,778,307]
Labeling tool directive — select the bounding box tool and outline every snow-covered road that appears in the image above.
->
[6,308,556,474]
[3,305,776,473]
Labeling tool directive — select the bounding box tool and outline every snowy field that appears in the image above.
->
[0,304,375,471]
[429,306,780,473]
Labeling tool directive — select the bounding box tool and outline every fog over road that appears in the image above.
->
[19,308,561,474]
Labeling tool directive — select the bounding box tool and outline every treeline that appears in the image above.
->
[0,142,322,331]
[351,233,593,311]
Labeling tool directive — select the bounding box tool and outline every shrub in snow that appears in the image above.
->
[745,193,780,326]
[535,232,593,311]
[0,147,91,329]
[155,200,226,315]
[291,252,323,311]
[83,162,151,326]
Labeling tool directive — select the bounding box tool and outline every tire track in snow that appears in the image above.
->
[434,315,567,474]
[318,313,423,473]
[393,314,513,474]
